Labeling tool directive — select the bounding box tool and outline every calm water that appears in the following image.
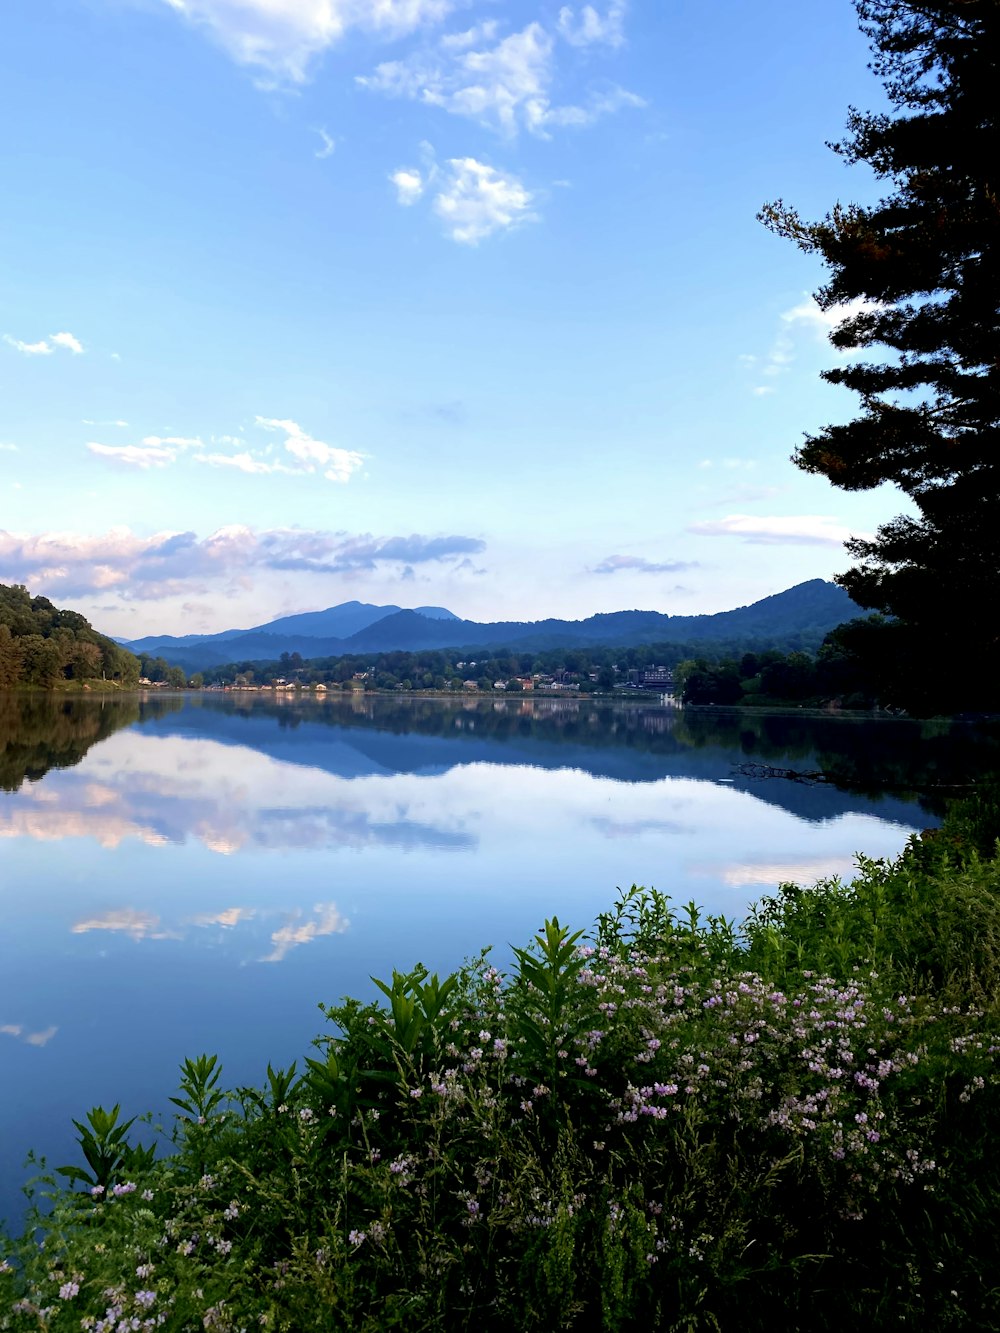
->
[2,691,995,1228]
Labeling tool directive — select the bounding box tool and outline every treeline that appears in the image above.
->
[0,584,140,689]
[144,614,987,718]
[189,629,833,694]
[675,616,956,713]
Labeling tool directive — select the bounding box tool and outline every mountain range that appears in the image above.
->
[120,580,863,673]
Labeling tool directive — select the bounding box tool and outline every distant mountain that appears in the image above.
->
[121,581,862,673]
[124,601,460,657]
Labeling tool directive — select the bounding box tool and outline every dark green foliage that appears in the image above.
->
[761,1,1000,712]
[676,615,981,714]
[55,1105,155,1192]
[197,624,844,695]
[0,582,140,688]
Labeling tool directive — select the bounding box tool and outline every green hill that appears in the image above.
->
[0,583,140,688]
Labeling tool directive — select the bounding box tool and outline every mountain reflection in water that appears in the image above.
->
[2,692,998,1230]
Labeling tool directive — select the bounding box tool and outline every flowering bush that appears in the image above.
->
[3,805,1000,1330]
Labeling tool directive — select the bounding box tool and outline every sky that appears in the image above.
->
[0,0,903,638]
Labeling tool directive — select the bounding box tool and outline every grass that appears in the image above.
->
[2,791,1000,1331]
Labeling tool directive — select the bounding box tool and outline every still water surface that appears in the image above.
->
[1,692,992,1227]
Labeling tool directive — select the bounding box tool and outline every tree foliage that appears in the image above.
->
[761,0,1000,710]
[0,583,140,688]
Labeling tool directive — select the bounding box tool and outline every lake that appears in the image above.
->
[2,691,995,1229]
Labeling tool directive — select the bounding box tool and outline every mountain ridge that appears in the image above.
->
[121,580,863,673]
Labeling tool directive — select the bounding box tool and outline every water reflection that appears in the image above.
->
[2,692,998,1231]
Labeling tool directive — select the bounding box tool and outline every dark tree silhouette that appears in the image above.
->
[761,1,1000,710]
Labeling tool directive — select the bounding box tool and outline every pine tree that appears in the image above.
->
[761,1,1000,710]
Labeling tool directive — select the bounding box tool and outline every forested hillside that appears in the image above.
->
[0,583,139,688]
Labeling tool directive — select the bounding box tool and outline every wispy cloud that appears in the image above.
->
[71,908,176,940]
[747,295,879,394]
[312,126,335,158]
[687,513,869,548]
[704,484,785,507]
[434,157,536,243]
[360,18,643,138]
[86,418,364,484]
[557,1,627,48]
[261,902,349,963]
[390,166,425,205]
[253,416,364,483]
[1,1022,59,1048]
[4,330,85,356]
[592,554,699,575]
[157,0,455,85]
[697,457,757,471]
[781,295,878,339]
[189,906,257,928]
[49,331,85,353]
[696,855,862,887]
[392,151,536,243]
[24,1025,59,1047]
[87,436,201,470]
[0,524,487,599]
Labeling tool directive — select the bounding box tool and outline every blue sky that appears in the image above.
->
[0,0,900,637]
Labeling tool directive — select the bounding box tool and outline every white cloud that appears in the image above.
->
[85,419,363,484]
[696,855,863,887]
[25,1025,59,1047]
[392,150,535,242]
[190,906,257,927]
[390,167,425,204]
[1,1023,59,1048]
[72,908,172,940]
[0,524,486,599]
[781,295,876,338]
[87,434,204,470]
[3,331,84,355]
[87,442,181,469]
[687,513,869,548]
[3,335,52,355]
[313,126,335,158]
[200,450,291,475]
[255,415,364,482]
[440,18,498,50]
[49,331,85,354]
[433,157,535,243]
[158,0,455,84]
[749,294,881,393]
[557,1,626,48]
[261,902,349,963]
[360,19,643,137]
[144,434,203,448]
